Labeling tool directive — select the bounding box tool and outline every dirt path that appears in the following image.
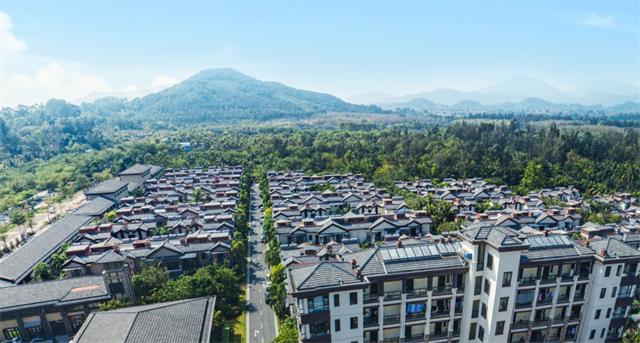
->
[1,191,86,250]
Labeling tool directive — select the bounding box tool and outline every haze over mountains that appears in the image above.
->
[348,76,640,111]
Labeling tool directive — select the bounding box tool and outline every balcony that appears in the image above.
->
[557,295,571,304]
[405,312,426,322]
[561,273,574,282]
[516,301,533,309]
[382,338,400,343]
[519,277,537,286]
[568,314,580,322]
[541,275,558,285]
[537,297,553,306]
[364,294,379,303]
[364,317,379,328]
[577,273,590,280]
[406,288,428,299]
[512,320,530,329]
[383,314,400,325]
[404,335,425,343]
[431,309,450,318]
[432,285,453,296]
[552,315,565,324]
[306,305,329,314]
[573,293,586,302]
[430,331,449,340]
[384,291,401,301]
[532,318,549,327]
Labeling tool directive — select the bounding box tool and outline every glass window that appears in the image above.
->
[595,309,601,320]
[612,287,618,298]
[334,319,341,332]
[496,321,505,335]
[350,317,358,329]
[499,297,509,311]
[478,325,485,341]
[349,292,358,305]
[484,279,490,294]
[469,323,477,340]
[605,266,611,277]
[502,272,512,287]
[334,294,340,307]
[589,330,595,339]
[487,253,494,270]
[600,288,606,299]
[481,303,487,319]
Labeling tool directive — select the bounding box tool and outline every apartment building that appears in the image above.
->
[285,227,640,343]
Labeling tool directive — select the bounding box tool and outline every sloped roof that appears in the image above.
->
[74,297,215,343]
[289,262,363,291]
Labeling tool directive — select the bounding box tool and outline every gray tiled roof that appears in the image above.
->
[0,276,110,312]
[589,238,640,259]
[459,226,525,249]
[119,163,152,176]
[85,179,129,195]
[0,213,93,284]
[74,297,215,343]
[289,262,364,291]
[74,196,115,216]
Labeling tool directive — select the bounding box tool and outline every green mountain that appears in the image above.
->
[126,68,380,123]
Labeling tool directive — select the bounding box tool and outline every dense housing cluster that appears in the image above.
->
[0,164,244,342]
[268,172,640,343]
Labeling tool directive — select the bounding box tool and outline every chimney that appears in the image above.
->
[396,240,403,248]
[351,259,357,269]
[599,248,607,257]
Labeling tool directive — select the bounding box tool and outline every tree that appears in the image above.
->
[265,240,281,268]
[519,160,545,192]
[9,209,26,226]
[269,264,288,318]
[192,187,204,203]
[274,317,299,343]
[132,265,170,300]
[105,210,117,222]
[31,262,53,281]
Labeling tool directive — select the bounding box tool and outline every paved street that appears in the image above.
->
[246,183,277,343]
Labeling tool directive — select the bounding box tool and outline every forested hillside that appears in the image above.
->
[2,122,638,212]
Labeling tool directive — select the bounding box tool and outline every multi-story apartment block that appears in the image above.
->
[285,227,640,343]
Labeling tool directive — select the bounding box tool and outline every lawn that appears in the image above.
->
[221,311,246,343]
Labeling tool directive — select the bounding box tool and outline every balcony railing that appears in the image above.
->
[306,305,329,313]
[404,335,425,343]
[568,314,580,322]
[431,309,450,318]
[541,275,558,284]
[537,297,553,305]
[519,277,537,286]
[512,320,530,329]
[515,301,533,309]
[382,337,400,343]
[552,315,565,324]
[430,331,449,340]
[364,294,379,303]
[308,331,330,339]
[573,293,586,302]
[364,317,379,327]
[557,295,571,304]
[561,273,574,282]
[383,314,400,325]
[532,318,549,326]
[432,285,453,295]
[405,312,425,322]
[384,291,401,301]
[406,288,428,298]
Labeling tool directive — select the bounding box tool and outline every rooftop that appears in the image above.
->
[73,297,215,343]
[85,179,129,195]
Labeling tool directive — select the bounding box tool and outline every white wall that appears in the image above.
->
[577,262,622,342]
[329,289,363,343]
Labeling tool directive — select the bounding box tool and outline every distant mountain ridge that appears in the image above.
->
[349,76,640,110]
[119,68,380,124]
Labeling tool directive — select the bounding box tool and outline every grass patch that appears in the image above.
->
[222,311,246,343]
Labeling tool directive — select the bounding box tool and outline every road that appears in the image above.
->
[246,183,278,343]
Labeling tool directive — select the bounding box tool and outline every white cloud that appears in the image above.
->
[151,74,177,88]
[122,84,139,92]
[577,13,619,28]
[1,62,111,107]
[0,11,26,61]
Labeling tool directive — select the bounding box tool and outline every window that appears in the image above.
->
[595,309,601,320]
[496,321,505,335]
[612,287,618,298]
[600,288,607,299]
[478,325,485,341]
[469,323,477,340]
[333,294,340,307]
[472,300,479,318]
[334,319,341,332]
[502,272,512,287]
[349,292,358,305]
[481,302,487,319]
[474,276,483,295]
[350,317,358,329]
[589,330,595,339]
[617,265,622,276]
[499,297,509,311]
[601,328,605,338]
[487,253,494,270]
[605,266,611,277]
[606,308,611,319]
[484,279,491,295]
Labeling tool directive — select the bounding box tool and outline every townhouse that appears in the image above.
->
[285,227,640,343]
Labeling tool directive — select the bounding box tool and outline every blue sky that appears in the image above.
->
[0,0,638,106]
